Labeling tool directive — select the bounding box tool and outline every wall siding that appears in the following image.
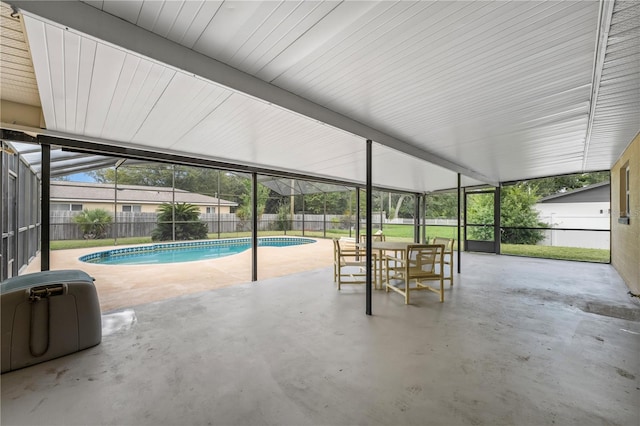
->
[611,133,640,294]
[53,201,233,215]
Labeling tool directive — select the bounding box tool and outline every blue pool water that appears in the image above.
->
[80,237,316,265]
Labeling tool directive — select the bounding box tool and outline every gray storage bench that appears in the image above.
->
[1,270,102,373]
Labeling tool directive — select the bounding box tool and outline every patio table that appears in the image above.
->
[356,241,412,289]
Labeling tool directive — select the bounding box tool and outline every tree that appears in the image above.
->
[466,192,495,241]
[466,185,547,244]
[264,192,283,214]
[151,203,208,241]
[295,191,350,214]
[90,164,246,205]
[392,195,407,220]
[235,181,270,230]
[274,203,291,231]
[73,209,112,239]
[392,194,416,219]
[499,184,548,244]
[426,192,458,219]
[524,172,609,198]
[91,164,173,186]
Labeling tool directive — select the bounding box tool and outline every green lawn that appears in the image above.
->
[323,224,458,241]
[51,237,152,250]
[501,244,610,263]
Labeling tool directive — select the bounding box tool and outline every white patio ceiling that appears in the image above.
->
[5,0,640,193]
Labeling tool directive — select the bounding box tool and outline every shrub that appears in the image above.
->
[275,204,290,231]
[73,209,112,239]
[330,217,340,229]
[151,203,208,241]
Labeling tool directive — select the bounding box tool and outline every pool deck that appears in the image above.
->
[24,237,334,312]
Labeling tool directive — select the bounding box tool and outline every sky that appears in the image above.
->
[65,172,95,182]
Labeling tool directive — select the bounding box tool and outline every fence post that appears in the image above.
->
[217,170,221,239]
[323,193,326,238]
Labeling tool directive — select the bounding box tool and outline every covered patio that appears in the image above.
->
[1,0,639,425]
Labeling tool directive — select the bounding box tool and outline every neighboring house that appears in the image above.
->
[50,181,237,214]
[535,182,610,249]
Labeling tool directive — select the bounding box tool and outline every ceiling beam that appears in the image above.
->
[10,0,497,186]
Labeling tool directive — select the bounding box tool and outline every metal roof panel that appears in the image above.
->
[7,0,637,192]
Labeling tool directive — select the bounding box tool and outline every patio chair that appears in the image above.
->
[358,232,387,289]
[358,232,386,243]
[432,237,455,286]
[333,237,376,290]
[385,244,445,304]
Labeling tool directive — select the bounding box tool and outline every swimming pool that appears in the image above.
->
[79,237,316,265]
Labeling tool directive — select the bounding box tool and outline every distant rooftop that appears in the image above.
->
[538,182,610,204]
[51,181,237,206]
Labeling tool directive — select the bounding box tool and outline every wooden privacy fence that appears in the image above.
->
[51,212,240,240]
[50,211,158,240]
[52,212,357,240]
[51,212,389,240]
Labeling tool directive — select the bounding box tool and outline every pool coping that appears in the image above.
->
[79,236,317,263]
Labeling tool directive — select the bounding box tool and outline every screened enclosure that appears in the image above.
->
[0,136,613,284]
[1,141,41,280]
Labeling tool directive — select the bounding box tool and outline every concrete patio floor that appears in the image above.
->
[3,253,639,426]
[23,237,335,312]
